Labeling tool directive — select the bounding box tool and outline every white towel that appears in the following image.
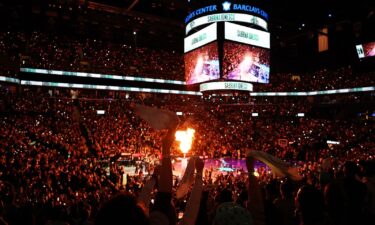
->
[247,150,302,181]
[134,104,179,130]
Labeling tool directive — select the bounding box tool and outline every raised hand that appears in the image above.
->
[195,157,204,175]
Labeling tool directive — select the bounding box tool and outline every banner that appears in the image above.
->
[200,81,253,92]
[184,23,217,53]
[224,22,270,49]
[186,13,268,34]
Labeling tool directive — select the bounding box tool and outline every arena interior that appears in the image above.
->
[0,1,374,225]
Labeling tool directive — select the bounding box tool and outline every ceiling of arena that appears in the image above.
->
[83,0,375,65]
[93,0,374,35]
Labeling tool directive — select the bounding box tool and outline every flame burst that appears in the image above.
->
[175,128,195,154]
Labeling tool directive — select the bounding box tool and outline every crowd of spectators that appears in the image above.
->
[1,31,374,91]
[0,31,184,79]
[0,87,374,225]
[0,1,374,223]
[255,66,375,92]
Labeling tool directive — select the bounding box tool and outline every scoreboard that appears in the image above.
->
[184,1,271,89]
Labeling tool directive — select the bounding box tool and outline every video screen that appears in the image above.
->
[222,41,270,83]
[184,42,220,85]
[356,42,375,58]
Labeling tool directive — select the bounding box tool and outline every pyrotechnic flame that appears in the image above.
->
[175,128,195,154]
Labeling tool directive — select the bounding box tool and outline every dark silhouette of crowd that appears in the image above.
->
[0,86,374,225]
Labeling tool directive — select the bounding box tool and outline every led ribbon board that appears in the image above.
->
[186,13,268,34]
[13,80,375,96]
[20,80,202,95]
[0,76,20,84]
[224,22,270,49]
[200,81,253,92]
[184,23,217,53]
[20,68,186,85]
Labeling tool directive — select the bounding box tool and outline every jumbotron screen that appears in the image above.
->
[184,42,220,85]
[222,41,270,83]
[356,42,375,59]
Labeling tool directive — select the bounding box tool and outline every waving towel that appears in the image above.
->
[176,157,196,199]
[247,150,302,181]
[134,104,180,130]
